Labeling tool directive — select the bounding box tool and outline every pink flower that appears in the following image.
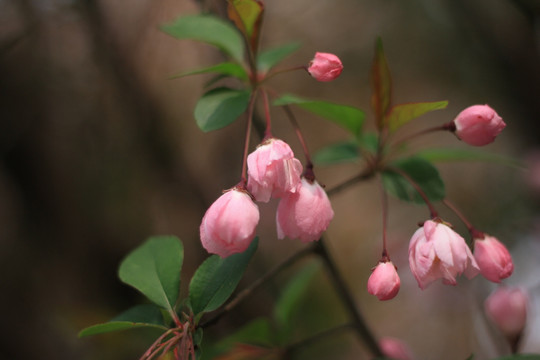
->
[307,52,343,82]
[367,261,400,301]
[453,104,506,146]
[379,337,414,360]
[474,235,514,283]
[200,188,259,258]
[409,220,479,289]
[247,138,303,203]
[485,286,528,339]
[276,178,334,242]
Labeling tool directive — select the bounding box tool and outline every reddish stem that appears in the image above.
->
[378,176,390,261]
[392,122,455,148]
[281,103,315,180]
[386,166,438,219]
[240,92,258,186]
[442,199,484,239]
[261,88,272,139]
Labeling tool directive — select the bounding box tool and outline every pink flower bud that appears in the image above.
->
[409,220,479,289]
[307,52,343,82]
[367,261,400,301]
[453,104,506,146]
[247,138,303,203]
[379,337,414,360]
[485,286,528,339]
[474,235,514,283]
[276,178,334,243]
[200,188,259,258]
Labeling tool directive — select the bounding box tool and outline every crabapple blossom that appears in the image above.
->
[200,188,259,258]
[379,337,414,360]
[276,178,334,242]
[367,261,400,301]
[473,235,514,283]
[247,138,303,203]
[453,104,506,146]
[408,219,479,289]
[307,52,343,82]
[485,286,528,340]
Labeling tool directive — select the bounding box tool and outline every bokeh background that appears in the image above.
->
[1,0,540,359]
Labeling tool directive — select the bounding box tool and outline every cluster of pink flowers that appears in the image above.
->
[200,138,334,258]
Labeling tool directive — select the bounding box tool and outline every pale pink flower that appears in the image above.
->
[474,235,514,283]
[276,178,334,242]
[409,220,479,289]
[307,52,343,82]
[453,104,506,146]
[485,286,528,339]
[379,337,414,360]
[367,261,400,301]
[200,188,259,258]
[247,138,303,203]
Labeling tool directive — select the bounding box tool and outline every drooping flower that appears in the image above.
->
[474,235,514,283]
[453,104,506,146]
[276,178,334,242]
[247,138,303,203]
[379,337,414,360]
[200,188,259,258]
[485,286,528,340]
[367,261,400,301]
[307,52,343,82]
[409,219,479,289]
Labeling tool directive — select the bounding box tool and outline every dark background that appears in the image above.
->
[1,0,540,359]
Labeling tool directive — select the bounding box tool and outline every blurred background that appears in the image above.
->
[1,0,540,359]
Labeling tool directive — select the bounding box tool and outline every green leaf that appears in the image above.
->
[415,148,525,168]
[370,37,392,130]
[358,132,379,154]
[170,62,248,81]
[257,42,301,73]
[386,101,448,132]
[118,236,183,312]
[194,87,251,132]
[313,141,360,166]
[382,157,445,203]
[227,0,264,52]
[189,238,258,315]
[161,15,244,63]
[78,304,167,337]
[274,261,321,329]
[274,94,365,137]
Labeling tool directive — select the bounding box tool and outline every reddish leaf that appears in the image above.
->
[227,0,264,53]
[370,37,392,131]
[386,101,448,132]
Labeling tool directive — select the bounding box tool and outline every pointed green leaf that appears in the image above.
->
[382,157,445,203]
[227,0,264,51]
[313,141,360,166]
[415,148,524,168]
[161,15,244,63]
[189,238,258,315]
[257,42,301,73]
[273,94,365,137]
[194,87,251,132]
[78,304,167,337]
[118,236,183,312]
[170,62,248,81]
[371,37,392,130]
[274,261,321,329]
[386,101,448,132]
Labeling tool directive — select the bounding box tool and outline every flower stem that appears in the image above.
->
[264,65,308,82]
[442,199,484,238]
[261,88,273,139]
[281,103,314,175]
[385,166,438,218]
[326,167,375,196]
[378,176,389,260]
[392,122,455,148]
[240,92,258,186]
[314,237,383,357]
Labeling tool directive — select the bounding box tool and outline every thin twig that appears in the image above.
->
[314,237,383,357]
[200,244,317,328]
[326,167,375,196]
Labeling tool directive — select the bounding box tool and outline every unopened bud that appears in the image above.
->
[453,104,506,146]
[474,235,514,283]
[367,261,400,301]
[307,52,343,82]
